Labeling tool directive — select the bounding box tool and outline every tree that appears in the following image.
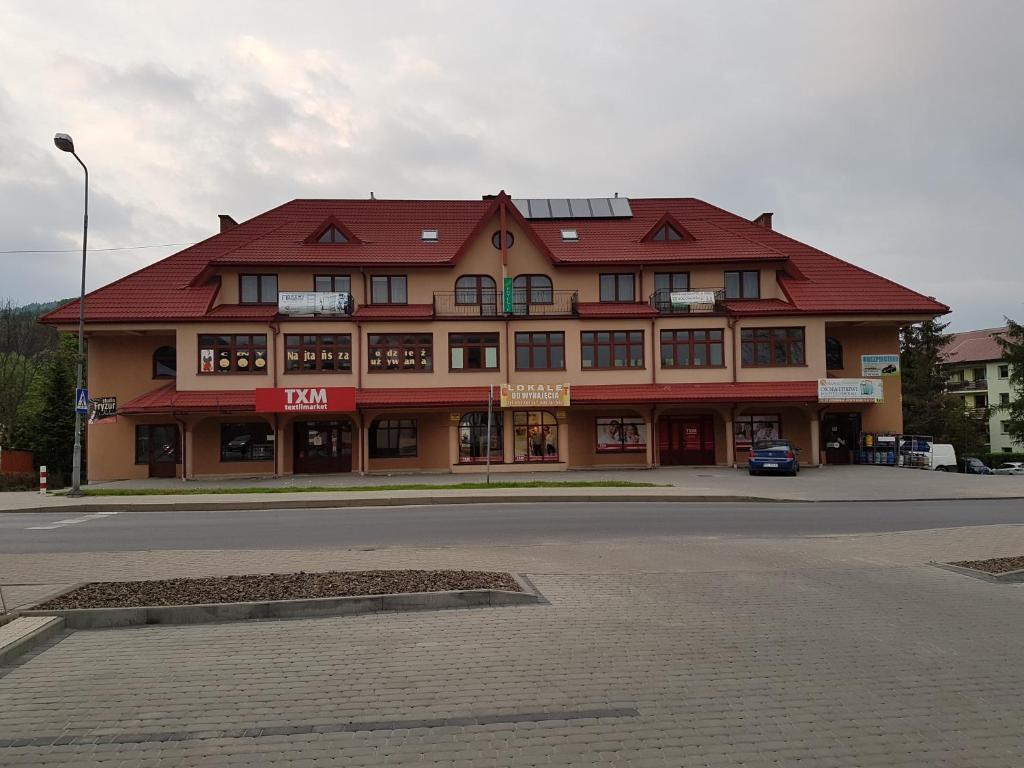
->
[14,334,79,485]
[901,318,987,457]
[0,299,56,444]
[996,317,1024,448]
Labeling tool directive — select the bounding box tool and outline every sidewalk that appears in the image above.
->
[3,466,1024,513]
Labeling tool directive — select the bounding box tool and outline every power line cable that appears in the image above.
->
[0,242,195,254]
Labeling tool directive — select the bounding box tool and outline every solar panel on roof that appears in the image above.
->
[549,199,571,217]
[511,199,530,217]
[528,199,551,218]
[588,197,613,217]
[609,197,632,217]
[516,197,633,219]
[568,199,592,217]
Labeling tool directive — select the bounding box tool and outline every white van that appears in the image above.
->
[929,443,957,472]
[898,437,957,471]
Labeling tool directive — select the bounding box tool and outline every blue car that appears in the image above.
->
[748,439,800,476]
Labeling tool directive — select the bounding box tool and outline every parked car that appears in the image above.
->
[961,457,993,475]
[994,462,1024,476]
[748,439,800,476]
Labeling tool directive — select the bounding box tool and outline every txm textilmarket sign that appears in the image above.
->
[499,383,571,407]
[255,387,356,413]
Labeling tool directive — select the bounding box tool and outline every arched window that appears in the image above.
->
[491,230,514,250]
[513,410,559,462]
[454,275,497,313]
[512,274,553,314]
[826,337,844,371]
[153,346,177,379]
[459,412,503,463]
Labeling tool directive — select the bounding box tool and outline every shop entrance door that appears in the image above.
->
[138,424,180,478]
[294,420,353,473]
[658,415,716,465]
[822,413,861,464]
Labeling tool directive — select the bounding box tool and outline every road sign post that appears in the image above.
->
[75,388,90,415]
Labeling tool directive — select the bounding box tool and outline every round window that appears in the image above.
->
[491,230,514,250]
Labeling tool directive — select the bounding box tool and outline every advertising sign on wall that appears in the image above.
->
[861,354,901,377]
[817,378,884,403]
[734,415,781,449]
[596,418,647,452]
[255,387,356,413]
[499,383,571,408]
[88,397,117,424]
[277,292,350,316]
[669,290,716,306]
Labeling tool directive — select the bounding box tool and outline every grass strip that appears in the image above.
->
[69,480,664,496]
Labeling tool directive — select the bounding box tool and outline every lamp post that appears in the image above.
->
[53,132,88,496]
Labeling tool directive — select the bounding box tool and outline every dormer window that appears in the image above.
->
[317,226,349,244]
[560,229,578,241]
[651,223,683,241]
[422,229,439,242]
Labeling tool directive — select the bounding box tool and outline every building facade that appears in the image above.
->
[42,193,947,481]
[942,327,1017,453]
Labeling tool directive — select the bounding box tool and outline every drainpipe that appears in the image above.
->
[270,321,280,388]
[173,414,188,481]
[728,317,738,383]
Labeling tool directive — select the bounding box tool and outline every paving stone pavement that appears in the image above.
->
[3,525,1024,766]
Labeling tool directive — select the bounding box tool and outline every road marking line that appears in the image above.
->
[26,511,119,530]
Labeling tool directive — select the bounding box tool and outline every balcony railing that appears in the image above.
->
[649,288,725,314]
[946,378,987,391]
[965,407,989,419]
[433,289,578,318]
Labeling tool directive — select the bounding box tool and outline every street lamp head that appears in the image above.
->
[53,133,75,153]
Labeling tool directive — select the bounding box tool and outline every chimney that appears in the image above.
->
[218,214,238,233]
[752,212,773,230]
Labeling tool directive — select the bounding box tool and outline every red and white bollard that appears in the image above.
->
[39,465,47,496]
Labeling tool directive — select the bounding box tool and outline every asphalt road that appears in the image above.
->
[1,499,1023,554]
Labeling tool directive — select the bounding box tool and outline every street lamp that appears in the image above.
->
[53,132,88,496]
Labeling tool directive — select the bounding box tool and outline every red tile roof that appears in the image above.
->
[204,304,280,321]
[941,327,1007,364]
[576,302,657,318]
[573,381,819,404]
[719,299,798,315]
[119,384,256,414]
[42,192,947,324]
[352,304,434,321]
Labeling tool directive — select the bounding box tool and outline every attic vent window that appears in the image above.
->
[317,226,349,244]
[560,228,579,241]
[421,229,439,241]
[651,223,683,241]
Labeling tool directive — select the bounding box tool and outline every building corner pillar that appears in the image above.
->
[809,412,821,467]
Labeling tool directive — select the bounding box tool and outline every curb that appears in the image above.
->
[22,575,543,629]
[929,561,1024,583]
[0,616,66,665]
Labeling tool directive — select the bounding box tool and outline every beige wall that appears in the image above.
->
[824,323,904,434]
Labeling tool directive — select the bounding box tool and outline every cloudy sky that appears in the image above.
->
[1,0,1020,329]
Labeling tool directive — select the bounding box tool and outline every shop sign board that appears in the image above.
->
[89,396,117,424]
[861,354,900,377]
[502,277,514,313]
[669,290,716,306]
[499,383,571,408]
[817,378,884,403]
[255,387,356,413]
[277,292,350,316]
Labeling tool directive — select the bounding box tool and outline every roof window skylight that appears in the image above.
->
[560,228,579,241]
[421,229,439,241]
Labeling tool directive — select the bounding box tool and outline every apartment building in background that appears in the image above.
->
[942,326,1016,453]
[42,192,948,481]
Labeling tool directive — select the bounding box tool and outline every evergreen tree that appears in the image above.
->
[996,317,1024,448]
[900,318,987,457]
[14,334,80,485]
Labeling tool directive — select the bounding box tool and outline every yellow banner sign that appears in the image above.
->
[499,383,571,408]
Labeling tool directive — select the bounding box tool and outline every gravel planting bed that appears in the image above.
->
[949,555,1024,574]
[36,570,521,609]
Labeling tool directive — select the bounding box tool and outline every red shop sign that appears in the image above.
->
[255,387,356,413]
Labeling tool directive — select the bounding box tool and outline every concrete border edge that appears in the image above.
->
[0,616,66,666]
[929,561,1024,583]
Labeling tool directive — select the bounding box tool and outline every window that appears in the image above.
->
[741,327,805,366]
[724,270,760,299]
[654,272,690,293]
[513,410,559,462]
[582,331,644,369]
[369,418,417,458]
[999,420,1010,435]
[367,333,432,371]
[596,417,648,452]
[198,334,269,374]
[284,334,352,373]
[491,230,514,249]
[998,364,1010,379]
[240,274,278,304]
[650,223,684,241]
[450,333,499,370]
[459,412,502,463]
[317,225,349,244]
[560,229,578,241]
[972,367,986,382]
[422,229,439,242]
[134,424,179,465]
[599,273,635,302]
[455,275,497,306]
[826,337,844,370]
[976,394,988,408]
[220,422,274,462]
[152,346,177,379]
[314,275,351,293]
[734,415,782,451]
[660,329,724,368]
[512,274,553,306]
[515,332,565,370]
[1003,447,1014,453]
[370,275,407,304]
[1000,393,1010,406]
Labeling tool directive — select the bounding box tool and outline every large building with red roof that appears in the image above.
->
[42,192,947,480]
[941,327,1015,453]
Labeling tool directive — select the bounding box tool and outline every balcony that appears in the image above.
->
[433,289,578,318]
[946,378,987,392]
[649,288,725,314]
[965,407,989,419]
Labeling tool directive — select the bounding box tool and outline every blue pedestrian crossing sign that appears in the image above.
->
[75,388,90,414]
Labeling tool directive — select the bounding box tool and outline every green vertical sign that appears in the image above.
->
[503,276,513,313]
